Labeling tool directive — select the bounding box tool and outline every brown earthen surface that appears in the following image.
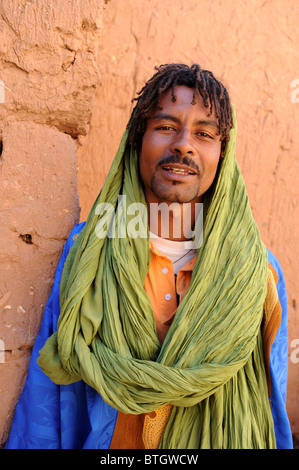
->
[77,0,299,440]
[0,0,104,446]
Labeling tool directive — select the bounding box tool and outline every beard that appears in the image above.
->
[149,174,202,204]
[149,154,202,203]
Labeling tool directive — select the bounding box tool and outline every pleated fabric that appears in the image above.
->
[38,107,276,448]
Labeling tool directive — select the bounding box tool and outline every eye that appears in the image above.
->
[156,125,175,131]
[197,131,213,139]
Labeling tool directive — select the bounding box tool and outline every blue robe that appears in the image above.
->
[5,223,293,449]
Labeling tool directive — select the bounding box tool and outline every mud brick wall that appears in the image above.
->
[0,0,105,446]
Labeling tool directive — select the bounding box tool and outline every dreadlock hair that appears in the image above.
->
[127,63,233,157]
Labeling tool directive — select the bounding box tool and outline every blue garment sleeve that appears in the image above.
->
[6,236,292,449]
[5,223,118,449]
[267,250,293,449]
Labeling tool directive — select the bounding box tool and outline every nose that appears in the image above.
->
[170,129,195,156]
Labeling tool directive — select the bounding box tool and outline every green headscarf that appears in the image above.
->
[37,107,276,449]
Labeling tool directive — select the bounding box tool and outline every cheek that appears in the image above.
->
[208,158,220,182]
[201,151,221,189]
[139,135,161,178]
[138,157,147,184]
[138,147,154,186]
[207,144,221,173]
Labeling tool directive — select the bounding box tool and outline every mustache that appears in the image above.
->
[156,154,200,173]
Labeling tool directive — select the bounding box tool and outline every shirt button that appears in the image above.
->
[164,293,172,301]
[162,267,168,274]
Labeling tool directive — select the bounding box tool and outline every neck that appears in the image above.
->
[147,199,200,242]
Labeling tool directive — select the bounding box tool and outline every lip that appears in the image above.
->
[161,163,198,180]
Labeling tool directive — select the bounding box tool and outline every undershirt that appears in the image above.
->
[149,231,197,275]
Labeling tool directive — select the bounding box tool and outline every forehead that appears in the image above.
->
[151,85,217,121]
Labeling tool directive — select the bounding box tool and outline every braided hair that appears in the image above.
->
[127,63,233,156]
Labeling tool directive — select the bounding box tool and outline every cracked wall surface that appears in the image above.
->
[0,0,105,446]
[77,0,299,439]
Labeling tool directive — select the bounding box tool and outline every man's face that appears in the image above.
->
[139,85,222,206]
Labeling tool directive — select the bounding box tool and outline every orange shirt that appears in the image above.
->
[110,241,196,449]
[144,241,196,343]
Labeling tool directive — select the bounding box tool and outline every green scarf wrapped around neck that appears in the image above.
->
[37,107,276,449]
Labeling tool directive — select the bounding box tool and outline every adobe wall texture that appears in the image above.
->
[0,0,105,446]
[77,0,299,440]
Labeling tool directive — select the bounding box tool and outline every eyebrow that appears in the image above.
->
[151,112,219,131]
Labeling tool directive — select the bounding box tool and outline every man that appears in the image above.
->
[5,64,293,449]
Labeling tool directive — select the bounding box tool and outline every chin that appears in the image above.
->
[150,174,203,204]
[153,188,201,204]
